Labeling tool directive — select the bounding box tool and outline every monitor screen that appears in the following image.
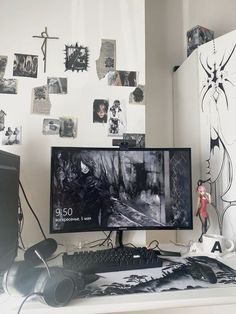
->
[50,147,193,233]
[0,150,20,273]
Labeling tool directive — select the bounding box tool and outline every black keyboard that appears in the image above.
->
[62,246,163,273]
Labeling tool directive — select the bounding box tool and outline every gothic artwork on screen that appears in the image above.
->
[50,148,192,233]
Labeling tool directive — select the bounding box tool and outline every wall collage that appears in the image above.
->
[0,27,145,148]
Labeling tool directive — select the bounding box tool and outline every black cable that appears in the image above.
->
[99,231,112,246]
[17,292,43,314]
[18,197,25,250]
[19,181,46,240]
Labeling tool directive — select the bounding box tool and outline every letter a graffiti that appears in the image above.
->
[211,241,222,253]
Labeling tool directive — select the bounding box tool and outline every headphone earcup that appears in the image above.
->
[34,268,76,307]
[3,261,43,296]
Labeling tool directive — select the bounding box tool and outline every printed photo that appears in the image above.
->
[108,71,138,87]
[0,78,17,94]
[13,53,38,78]
[0,56,8,78]
[2,126,22,145]
[108,99,126,136]
[0,110,6,131]
[93,99,109,123]
[59,117,77,138]
[47,77,67,94]
[42,119,60,135]
[123,133,145,148]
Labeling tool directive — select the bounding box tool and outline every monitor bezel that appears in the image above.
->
[49,146,193,234]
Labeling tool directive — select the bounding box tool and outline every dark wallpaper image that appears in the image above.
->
[50,148,192,232]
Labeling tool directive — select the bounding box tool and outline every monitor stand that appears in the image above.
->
[115,230,147,248]
[115,230,124,248]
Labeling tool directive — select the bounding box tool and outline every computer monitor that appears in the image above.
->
[0,150,20,273]
[50,147,193,237]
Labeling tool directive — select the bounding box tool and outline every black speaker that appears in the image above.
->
[3,261,86,307]
[24,238,58,266]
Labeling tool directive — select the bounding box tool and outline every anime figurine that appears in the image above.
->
[195,180,211,242]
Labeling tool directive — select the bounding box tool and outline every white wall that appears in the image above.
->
[0,0,145,247]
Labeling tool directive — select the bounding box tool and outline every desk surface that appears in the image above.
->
[1,250,236,314]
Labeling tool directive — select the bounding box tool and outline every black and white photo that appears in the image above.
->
[0,78,17,94]
[0,56,8,78]
[93,99,109,123]
[108,71,138,87]
[108,99,126,136]
[2,126,22,145]
[13,53,38,78]
[42,119,60,135]
[59,117,77,138]
[47,77,67,94]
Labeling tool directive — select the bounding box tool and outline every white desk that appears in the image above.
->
[1,251,236,314]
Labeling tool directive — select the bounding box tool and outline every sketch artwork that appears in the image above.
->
[96,39,116,79]
[2,126,22,145]
[32,85,51,115]
[93,99,109,123]
[129,85,145,105]
[42,119,60,135]
[198,34,236,239]
[108,71,138,87]
[65,43,89,72]
[47,77,67,94]
[13,53,38,78]
[108,99,126,136]
[59,117,77,138]
[0,79,17,94]
[0,56,8,78]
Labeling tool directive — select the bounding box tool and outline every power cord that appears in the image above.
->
[86,231,113,248]
[18,197,25,250]
[19,181,46,240]
[17,292,43,314]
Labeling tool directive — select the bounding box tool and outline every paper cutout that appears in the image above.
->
[96,39,116,79]
[32,85,51,115]
[129,85,145,105]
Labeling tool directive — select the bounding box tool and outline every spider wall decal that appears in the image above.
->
[199,43,236,111]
